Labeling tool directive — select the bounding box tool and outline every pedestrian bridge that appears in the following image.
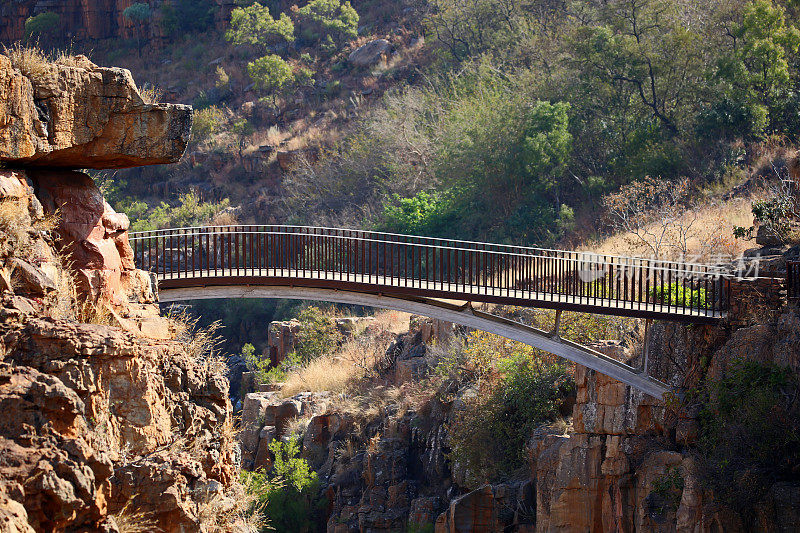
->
[131,225,730,399]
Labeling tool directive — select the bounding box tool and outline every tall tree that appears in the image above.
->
[123,3,152,58]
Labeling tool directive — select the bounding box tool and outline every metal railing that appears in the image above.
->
[130,225,729,320]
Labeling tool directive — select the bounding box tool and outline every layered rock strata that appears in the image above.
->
[0,53,191,168]
[0,51,239,532]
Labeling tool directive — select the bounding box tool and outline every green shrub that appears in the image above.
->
[123,191,231,232]
[24,12,60,43]
[226,2,295,48]
[248,54,294,105]
[698,360,800,515]
[244,342,303,384]
[648,467,684,519]
[380,191,453,235]
[446,332,574,486]
[293,0,359,45]
[191,106,224,143]
[241,437,322,532]
[649,283,707,308]
[295,306,342,362]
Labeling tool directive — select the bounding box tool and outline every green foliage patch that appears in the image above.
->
[445,332,574,486]
[241,437,322,532]
[24,12,60,43]
[649,283,708,309]
[122,191,231,233]
[697,360,800,514]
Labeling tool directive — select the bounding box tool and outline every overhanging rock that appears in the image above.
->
[0,54,191,169]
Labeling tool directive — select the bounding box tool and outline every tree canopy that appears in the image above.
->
[226,2,295,48]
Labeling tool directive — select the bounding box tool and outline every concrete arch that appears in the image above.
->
[159,285,669,399]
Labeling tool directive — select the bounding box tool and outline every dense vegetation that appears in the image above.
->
[697,360,800,516]
[241,437,323,532]
[284,0,800,246]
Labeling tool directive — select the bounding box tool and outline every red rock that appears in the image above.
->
[30,169,139,305]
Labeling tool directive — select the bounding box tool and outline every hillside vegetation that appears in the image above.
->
[17,0,798,257]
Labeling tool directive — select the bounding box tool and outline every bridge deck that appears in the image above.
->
[154,267,724,323]
[132,225,729,323]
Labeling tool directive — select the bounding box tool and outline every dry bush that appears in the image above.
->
[603,177,698,259]
[285,415,313,440]
[113,500,161,533]
[0,199,34,259]
[371,310,410,334]
[3,43,51,80]
[749,136,795,180]
[594,193,754,262]
[211,210,239,226]
[53,51,86,68]
[168,310,227,374]
[197,486,266,533]
[139,83,163,104]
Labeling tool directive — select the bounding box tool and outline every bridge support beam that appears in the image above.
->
[158,286,670,399]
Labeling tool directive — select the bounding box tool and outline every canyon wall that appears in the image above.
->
[235,300,800,532]
[0,52,242,532]
[0,0,237,46]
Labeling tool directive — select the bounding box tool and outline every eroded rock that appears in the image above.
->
[349,39,392,67]
[0,54,191,169]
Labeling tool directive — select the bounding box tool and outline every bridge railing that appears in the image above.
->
[130,225,729,316]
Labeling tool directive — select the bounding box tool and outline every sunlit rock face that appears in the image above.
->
[0,54,191,169]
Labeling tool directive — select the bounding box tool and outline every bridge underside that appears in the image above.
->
[158,284,671,399]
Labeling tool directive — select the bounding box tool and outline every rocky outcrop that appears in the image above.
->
[349,39,392,67]
[33,169,141,305]
[0,315,236,532]
[268,319,301,366]
[0,47,243,532]
[0,54,191,169]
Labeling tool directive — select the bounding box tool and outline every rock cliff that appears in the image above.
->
[0,53,191,168]
[235,303,800,532]
[0,0,237,46]
[0,52,240,532]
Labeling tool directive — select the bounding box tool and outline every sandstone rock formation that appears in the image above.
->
[0,0,238,45]
[33,169,140,305]
[348,39,392,67]
[0,48,245,533]
[0,53,191,169]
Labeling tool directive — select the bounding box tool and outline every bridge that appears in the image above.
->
[130,225,730,399]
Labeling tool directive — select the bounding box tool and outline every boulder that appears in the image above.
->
[31,169,138,305]
[10,258,56,296]
[0,54,191,169]
[348,39,392,67]
[276,147,319,171]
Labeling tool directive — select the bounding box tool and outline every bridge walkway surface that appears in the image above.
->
[131,225,732,398]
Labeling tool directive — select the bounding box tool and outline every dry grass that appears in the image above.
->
[590,196,755,262]
[280,310,406,397]
[3,44,84,81]
[168,311,228,375]
[4,43,51,80]
[113,500,161,533]
[139,83,163,104]
[281,351,360,397]
[198,489,266,533]
[0,199,33,259]
[371,309,410,334]
[285,415,313,440]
